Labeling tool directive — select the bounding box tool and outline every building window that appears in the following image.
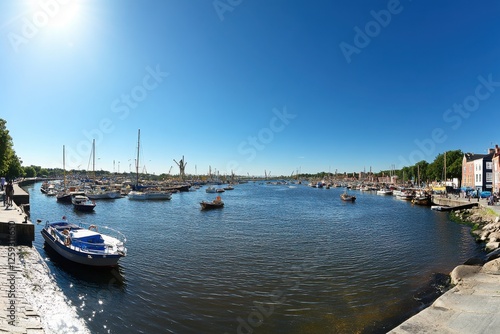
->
[486,172,492,182]
[486,162,492,170]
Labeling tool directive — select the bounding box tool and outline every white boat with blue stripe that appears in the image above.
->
[41,219,127,266]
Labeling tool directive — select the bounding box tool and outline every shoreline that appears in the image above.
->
[388,202,500,333]
[0,196,89,334]
[0,244,90,334]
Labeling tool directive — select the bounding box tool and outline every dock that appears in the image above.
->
[0,182,90,333]
[0,184,33,247]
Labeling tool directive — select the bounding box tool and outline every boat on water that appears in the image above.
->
[223,185,234,190]
[72,195,96,212]
[431,205,451,211]
[340,189,356,202]
[127,129,172,201]
[340,193,356,202]
[41,220,126,266]
[412,194,432,206]
[87,188,121,200]
[206,186,217,193]
[377,188,393,195]
[200,196,224,210]
[128,190,172,200]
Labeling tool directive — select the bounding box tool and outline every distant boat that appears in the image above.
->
[87,188,121,200]
[340,189,356,202]
[72,195,96,212]
[377,188,393,195]
[206,186,217,193]
[431,205,451,211]
[200,196,224,210]
[128,190,172,200]
[128,129,172,201]
[223,185,234,190]
[412,195,431,206]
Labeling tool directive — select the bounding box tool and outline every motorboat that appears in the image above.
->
[200,196,224,210]
[376,188,393,195]
[72,194,96,212]
[57,189,85,203]
[205,186,217,193]
[431,205,451,211]
[86,188,121,200]
[128,190,172,200]
[41,220,126,266]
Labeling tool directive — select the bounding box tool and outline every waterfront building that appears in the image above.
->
[492,145,500,194]
[462,148,495,192]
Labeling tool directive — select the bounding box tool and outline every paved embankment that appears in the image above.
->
[389,258,500,333]
[390,200,500,333]
[1,200,89,333]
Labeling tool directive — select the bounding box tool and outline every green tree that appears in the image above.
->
[0,119,24,179]
[24,166,37,177]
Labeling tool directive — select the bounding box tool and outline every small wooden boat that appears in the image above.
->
[412,195,431,206]
[340,189,356,202]
[200,196,224,210]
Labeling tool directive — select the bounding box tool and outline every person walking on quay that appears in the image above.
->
[4,180,14,207]
[0,176,5,191]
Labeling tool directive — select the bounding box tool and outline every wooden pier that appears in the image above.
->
[0,184,33,247]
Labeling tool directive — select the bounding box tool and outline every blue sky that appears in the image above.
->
[1,0,499,177]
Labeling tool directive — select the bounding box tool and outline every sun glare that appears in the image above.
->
[25,0,81,30]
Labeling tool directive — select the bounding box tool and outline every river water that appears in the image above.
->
[23,181,483,333]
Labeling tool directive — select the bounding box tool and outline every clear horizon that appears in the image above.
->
[1,0,499,176]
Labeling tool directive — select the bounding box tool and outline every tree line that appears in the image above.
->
[298,150,463,184]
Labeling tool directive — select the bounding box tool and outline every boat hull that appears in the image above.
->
[340,195,356,202]
[200,202,224,210]
[73,204,96,212]
[41,229,122,266]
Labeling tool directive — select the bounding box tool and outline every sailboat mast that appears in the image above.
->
[444,151,447,181]
[63,145,66,189]
[136,129,140,187]
[93,139,96,183]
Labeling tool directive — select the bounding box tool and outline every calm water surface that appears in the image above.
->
[25,182,483,333]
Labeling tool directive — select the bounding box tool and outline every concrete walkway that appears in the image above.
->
[390,197,500,333]
[0,246,44,333]
[0,199,89,333]
[389,258,500,333]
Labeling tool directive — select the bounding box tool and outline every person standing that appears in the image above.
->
[4,180,14,207]
[0,177,5,191]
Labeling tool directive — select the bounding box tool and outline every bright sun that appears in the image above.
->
[26,0,81,30]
